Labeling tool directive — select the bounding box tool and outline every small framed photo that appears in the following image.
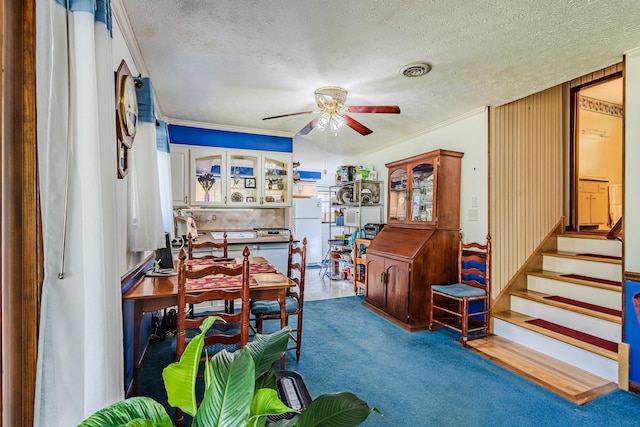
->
[246,196,255,203]
[244,177,256,188]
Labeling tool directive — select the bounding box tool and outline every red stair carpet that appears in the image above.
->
[560,274,621,287]
[525,318,618,353]
[542,295,621,317]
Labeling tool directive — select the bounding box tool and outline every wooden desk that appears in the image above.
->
[122,256,294,395]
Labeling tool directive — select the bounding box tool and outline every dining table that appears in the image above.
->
[122,256,295,395]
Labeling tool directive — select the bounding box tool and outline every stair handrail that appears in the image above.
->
[606,217,622,242]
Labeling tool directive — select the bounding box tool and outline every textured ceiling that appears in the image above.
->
[117,0,640,171]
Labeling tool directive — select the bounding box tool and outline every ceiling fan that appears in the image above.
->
[262,86,400,136]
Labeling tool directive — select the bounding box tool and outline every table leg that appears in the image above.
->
[131,301,143,396]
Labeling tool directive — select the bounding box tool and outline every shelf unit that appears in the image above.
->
[353,238,371,294]
[327,180,383,281]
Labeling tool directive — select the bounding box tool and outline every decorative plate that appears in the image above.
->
[341,189,353,204]
[231,192,244,202]
[360,189,373,204]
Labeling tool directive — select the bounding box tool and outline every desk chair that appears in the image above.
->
[429,233,491,345]
[174,246,250,426]
[251,235,307,361]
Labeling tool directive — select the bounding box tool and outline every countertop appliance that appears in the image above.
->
[291,198,323,265]
[254,227,291,238]
[364,223,385,239]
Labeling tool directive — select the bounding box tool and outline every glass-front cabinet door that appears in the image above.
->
[388,166,408,222]
[262,153,291,206]
[409,161,436,224]
[191,149,226,206]
[228,152,260,206]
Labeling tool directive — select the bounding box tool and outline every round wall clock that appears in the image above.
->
[115,60,138,149]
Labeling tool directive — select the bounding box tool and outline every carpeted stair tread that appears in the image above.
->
[575,253,622,261]
[525,318,618,353]
[559,273,621,287]
[542,295,621,317]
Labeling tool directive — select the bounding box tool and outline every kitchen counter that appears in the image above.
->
[172,232,292,248]
[172,231,293,273]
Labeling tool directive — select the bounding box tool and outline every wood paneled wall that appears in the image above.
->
[489,86,564,297]
[2,1,40,426]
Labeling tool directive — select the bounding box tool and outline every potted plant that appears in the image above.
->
[80,317,380,426]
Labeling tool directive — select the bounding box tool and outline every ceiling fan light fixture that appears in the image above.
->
[400,62,432,78]
[330,114,346,133]
[316,112,330,130]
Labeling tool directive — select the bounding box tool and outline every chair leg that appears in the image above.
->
[461,298,469,345]
[428,288,435,331]
[255,314,263,334]
[295,312,302,361]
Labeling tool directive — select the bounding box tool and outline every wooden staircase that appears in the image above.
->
[468,232,623,404]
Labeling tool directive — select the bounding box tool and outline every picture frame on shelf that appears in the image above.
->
[246,196,255,202]
[244,177,256,188]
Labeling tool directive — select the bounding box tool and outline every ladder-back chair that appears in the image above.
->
[429,233,491,344]
[251,235,307,361]
[173,246,251,426]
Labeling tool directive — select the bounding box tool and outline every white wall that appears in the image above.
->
[625,47,640,272]
[112,17,146,274]
[342,108,489,244]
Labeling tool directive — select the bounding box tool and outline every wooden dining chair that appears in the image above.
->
[429,233,491,345]
[187,231,229,259]
[251,235,307,361]
[173,245,251,426]
[187,232,231,316]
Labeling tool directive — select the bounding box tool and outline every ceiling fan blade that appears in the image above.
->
[297,117,319,136]
[262,110,314,120]
[343,115,373,136]
[343,105,401,114]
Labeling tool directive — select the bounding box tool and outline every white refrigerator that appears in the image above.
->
[291,198,323,265]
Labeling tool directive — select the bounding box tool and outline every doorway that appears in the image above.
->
[572,75,623,231]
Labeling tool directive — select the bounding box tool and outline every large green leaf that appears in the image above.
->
[162,315,219,416]
[250,387,296,420]
[246,327,291,379]
[192,348,255,427]
[78,396,173,427]
[295,392,378,427]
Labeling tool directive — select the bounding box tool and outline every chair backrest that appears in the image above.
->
[287,235,307,302]
[175,245,250,359]
[458,233,491,292]
[187,232,229,259]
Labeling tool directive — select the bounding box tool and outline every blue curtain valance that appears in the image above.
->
[136,77,155,124]
[156,120,170,153]
[55,0,112,31]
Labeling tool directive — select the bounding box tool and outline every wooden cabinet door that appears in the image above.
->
[365,254,386,309]
[384,258,410,322]
[577,191,591,224]
[590,192,609,224]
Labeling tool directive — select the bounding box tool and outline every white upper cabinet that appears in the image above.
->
[170,145,190,206]
[170,144,292,207]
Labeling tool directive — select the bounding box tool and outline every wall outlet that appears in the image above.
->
[468,209,479,221]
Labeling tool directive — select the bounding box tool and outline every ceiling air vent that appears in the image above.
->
[400,62,432,77]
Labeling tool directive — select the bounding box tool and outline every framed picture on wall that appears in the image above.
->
[244,177,256,188]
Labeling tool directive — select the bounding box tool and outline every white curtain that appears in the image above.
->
[157,120,175,240]
[127,120,165,251]
[35,1,124,426]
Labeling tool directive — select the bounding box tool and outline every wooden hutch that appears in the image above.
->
[363,149,463,331]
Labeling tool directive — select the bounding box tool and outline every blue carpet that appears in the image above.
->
[139,296,640,426]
